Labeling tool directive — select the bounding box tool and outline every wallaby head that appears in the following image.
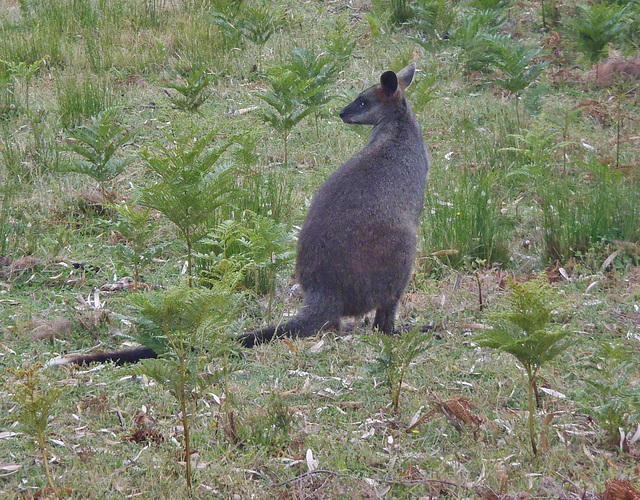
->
[339,63,416,125]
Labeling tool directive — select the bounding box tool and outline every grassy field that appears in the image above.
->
[1,0,640,498]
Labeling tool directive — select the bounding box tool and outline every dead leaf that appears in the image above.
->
[540,387,566,399]
[0,463,21,475]
[540,426,549,454]
[583,444,597,462]
[362,428,375,439]
[408,406,425,429]
[29,315,71,341]
[431,249,459,257]
[100,276,134,292]
[400,382,419,391]
[231,106,259,116]
[335,401,363,410]
[77,394,109,415]
[31,487,74,499]
[53,378,79,387]
[308,339,325,353]
[605,455,619,470]
[8,255,42,273]
[456,323,488,330]
[306,448,318,471]
[0,342,17,354]
[125,428,164,445]
[282,338,297,352]
[435,397,484,432]
[496,468,509,495]
[375,485,391,498]
[0,431,20,440]
[604,479,640,500]
[316,388,337,400]
[132,410,158,430]
[601,250,621,273]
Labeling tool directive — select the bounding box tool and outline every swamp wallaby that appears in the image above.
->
[239,63,430,347]
[47,63,429,367]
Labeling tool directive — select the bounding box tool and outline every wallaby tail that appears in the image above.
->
[238,291,340,347]
[237,317,322,347]
[46,346,157,367]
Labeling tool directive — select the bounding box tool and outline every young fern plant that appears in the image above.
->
[61,107,134,196]
[564,2,630,81]
[325,21,356,71]
[139,130,235,284]
[126,282,244,493]
[197,211,295,322]
[257,55,325,165]
[105,201,165,292]
[165,67,214,113]
[0,128,24,255]
[284,46,343,137]
[2,364,67,496]
[450,9,506,72]
[475,274,572,456]
[578,342,640,449]
[470,0,510,9]
[238,4,286,74]
[0,58,43,115]
[484,34,547,126]
[364,328,432,414]
[208,1,246,52]
[407,0,459,53]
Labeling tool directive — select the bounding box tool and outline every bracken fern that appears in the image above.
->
[476,274,572,456]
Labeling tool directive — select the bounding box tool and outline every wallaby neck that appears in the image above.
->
[366,108,421,147]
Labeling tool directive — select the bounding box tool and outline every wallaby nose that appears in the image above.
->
[339,106,350,123]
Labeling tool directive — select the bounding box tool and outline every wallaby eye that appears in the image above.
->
[359,100,366,108]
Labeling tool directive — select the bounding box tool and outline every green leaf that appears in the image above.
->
[476,274,572,371]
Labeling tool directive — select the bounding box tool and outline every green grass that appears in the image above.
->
[1,0,640,498]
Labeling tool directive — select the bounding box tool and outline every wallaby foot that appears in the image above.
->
[237,327,277,348]
[373,303,398,334]
[238,316,341,347]
[239,290,342,348]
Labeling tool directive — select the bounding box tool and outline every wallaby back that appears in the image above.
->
[239,63,429,347]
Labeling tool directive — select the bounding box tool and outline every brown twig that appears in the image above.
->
[273,469,350,487]
[273,469,467,492]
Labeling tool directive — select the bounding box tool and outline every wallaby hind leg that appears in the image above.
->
[238,326,278,347]
[373,300,399,335]
[238,290,341,347]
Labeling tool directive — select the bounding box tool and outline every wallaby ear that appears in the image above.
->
[380,70,398,97]
[396,63,416,91]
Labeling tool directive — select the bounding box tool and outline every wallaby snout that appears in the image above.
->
[338,106,349,123]
[339,104,361,124]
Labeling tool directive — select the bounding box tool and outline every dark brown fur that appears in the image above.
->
[45,346,157,367]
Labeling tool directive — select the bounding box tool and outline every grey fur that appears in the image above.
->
[239,63,429,347]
